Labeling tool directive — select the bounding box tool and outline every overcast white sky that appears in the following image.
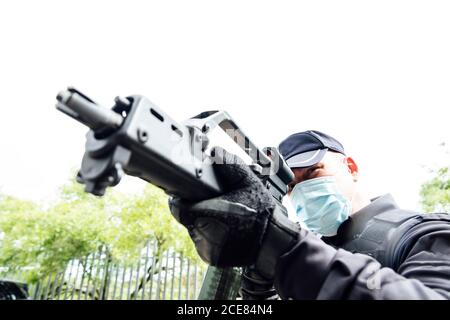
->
[0,0,449,212]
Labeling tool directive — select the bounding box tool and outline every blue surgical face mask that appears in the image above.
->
[290,176,352,237]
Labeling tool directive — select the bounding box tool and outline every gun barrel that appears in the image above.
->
[56,88,124,131]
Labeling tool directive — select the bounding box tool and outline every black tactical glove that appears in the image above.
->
[169,147,302,280]
[241,266,279,300]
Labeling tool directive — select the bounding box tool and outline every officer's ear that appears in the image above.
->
[344,157,359,182]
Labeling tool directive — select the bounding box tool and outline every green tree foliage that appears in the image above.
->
[420,166,450,213]
[0,179,202,286]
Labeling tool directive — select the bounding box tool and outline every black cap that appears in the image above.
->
[278,130,345,168]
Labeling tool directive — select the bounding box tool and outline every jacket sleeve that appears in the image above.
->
[274,223,450,300]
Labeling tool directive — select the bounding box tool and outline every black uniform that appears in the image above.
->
[275,194,450,299]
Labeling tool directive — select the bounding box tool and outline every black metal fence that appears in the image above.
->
[1,239,206,300]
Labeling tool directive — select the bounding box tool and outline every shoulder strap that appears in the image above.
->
[386,212,450,269]
[340,210,450,269]
[340,209,421,268]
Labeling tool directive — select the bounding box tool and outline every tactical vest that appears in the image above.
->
[338,209,450,271]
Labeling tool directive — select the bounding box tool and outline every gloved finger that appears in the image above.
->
[168,197,196,226]
[210,146,262,190]
[189,217,230,266]
[188,198,258,217]
[169,197,258,225]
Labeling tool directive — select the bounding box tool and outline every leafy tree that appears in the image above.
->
[420,166,450,213]
[0,178,204,299]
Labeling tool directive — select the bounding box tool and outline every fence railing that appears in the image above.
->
[1,239,207,300]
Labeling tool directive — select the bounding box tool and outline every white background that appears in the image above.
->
[0,0,449,213]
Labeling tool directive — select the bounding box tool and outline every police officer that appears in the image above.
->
[169,130,450,299]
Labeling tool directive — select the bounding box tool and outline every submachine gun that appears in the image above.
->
[55,87,293,300]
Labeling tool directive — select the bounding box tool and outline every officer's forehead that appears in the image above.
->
[290,152,342,178]
[294,151,344,169]
[323,151,346,162]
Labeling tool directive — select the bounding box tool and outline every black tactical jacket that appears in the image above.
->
[274,194,450,299]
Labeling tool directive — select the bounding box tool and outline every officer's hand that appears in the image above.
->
[169,146,274,267]
[169,147,302,279]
